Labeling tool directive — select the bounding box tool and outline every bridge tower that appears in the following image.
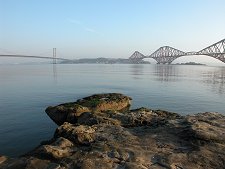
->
[53,48,56,64]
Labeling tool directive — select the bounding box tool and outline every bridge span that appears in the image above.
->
[0,48,71,64]
[0,54,70,61]
[130,38,225,64]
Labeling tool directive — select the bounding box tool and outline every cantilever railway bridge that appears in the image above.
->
[130,38,225,64]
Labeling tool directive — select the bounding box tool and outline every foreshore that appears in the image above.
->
[0,93,224,169]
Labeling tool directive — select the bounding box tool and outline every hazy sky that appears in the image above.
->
[0,0,225,64]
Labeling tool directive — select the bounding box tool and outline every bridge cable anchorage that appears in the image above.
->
[129,38,225,64]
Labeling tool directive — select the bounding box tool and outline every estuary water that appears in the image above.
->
[0,64,225,157]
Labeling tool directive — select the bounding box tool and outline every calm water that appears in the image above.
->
[0,64,225,157]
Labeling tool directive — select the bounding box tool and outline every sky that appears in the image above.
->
[0,0,225,64]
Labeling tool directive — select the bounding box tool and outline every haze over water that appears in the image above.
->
[0,64,225,157]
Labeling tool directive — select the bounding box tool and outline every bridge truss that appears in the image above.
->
[130,38,225,64]
[196,39,225,63]
[149,46,186,64]
[129,51,146,60]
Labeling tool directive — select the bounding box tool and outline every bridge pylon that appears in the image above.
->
[53,48,56,64]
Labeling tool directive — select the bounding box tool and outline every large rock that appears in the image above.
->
[45,104,90,125]
[34,137,74,160]
[1,93,225,169]
[45,93,132,125]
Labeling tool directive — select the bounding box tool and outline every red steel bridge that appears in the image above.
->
[130,38,225,64]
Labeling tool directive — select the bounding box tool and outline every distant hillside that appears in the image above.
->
[60,58,150,64]
[176,62,206,65]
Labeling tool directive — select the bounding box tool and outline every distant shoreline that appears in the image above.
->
[59,57,150,64]
[175,62,206,65]
[59,58,207,65]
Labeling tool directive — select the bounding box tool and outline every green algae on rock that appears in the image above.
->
[45,93,132,125]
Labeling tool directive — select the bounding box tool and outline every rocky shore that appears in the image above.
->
[0,93,225,169]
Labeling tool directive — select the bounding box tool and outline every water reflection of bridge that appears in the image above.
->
[130,64,225,94]
[154,65,179,82]
[130,38,225,64]
[202,68,225,95]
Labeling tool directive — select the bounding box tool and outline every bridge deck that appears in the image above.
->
[0,54,70,61]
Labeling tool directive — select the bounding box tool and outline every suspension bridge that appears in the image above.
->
[130,38,225,64]
[0,48,71,64]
